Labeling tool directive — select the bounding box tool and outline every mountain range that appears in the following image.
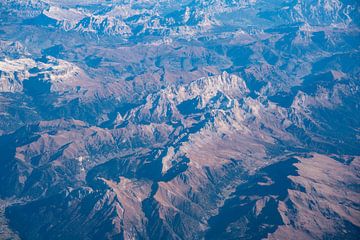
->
[0,0,359,239]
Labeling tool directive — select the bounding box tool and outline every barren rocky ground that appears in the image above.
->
[0,0,359,239]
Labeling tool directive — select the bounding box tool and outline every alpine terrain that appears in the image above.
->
[0,0,359,239]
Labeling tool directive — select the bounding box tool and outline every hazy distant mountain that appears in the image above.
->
[0,0,359,239]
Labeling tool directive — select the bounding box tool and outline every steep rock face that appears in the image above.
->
[0,58,35,92]
[74,16,132,36]
[0,0,359,239]
[0,73,275,239]
[257,0,356,26]
[0,40,29,59]
[8,0,357,39]
[129,72,249,124]
[288,79,360,154]
[0,57,94,95]
[2,70,359,239]
[40,3,137,37]
[289,0,355,26]
[104,73,296,238]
